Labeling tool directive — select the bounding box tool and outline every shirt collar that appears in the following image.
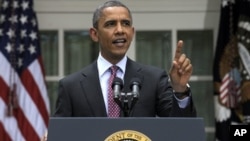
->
[97,53,127,77]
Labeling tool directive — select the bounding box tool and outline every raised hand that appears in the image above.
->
[169,40,193,92]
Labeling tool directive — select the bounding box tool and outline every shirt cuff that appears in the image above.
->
[174,94,190,108]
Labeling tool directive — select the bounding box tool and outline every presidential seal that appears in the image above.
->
[104,130,151,141]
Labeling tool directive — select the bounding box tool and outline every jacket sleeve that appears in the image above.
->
[155,70,196,117]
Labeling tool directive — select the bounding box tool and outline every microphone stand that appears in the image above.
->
[120,92,129,117]
[118,92,138,117]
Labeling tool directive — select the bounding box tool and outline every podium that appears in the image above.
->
[47,117,206,141]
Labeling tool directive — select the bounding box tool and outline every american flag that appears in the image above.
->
[219,72,241,108]
[0,0,50,141]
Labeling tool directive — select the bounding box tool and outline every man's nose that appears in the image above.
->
[116,23,124,33]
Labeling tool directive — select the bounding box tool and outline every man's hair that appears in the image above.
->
[92,0,132,29]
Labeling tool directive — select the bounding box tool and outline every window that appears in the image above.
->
[64,31,98,75]
[136,31,172,70]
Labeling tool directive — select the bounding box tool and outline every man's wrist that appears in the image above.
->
[173,84,190,99]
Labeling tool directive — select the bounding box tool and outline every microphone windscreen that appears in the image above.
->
[112,77,123,89]
[129,78,141,89]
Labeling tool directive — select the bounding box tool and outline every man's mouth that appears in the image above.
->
[113,39,127,46]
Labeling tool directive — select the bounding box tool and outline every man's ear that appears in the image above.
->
[89,28,99,42]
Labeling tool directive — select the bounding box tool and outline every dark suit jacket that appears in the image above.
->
[54,58,196,117]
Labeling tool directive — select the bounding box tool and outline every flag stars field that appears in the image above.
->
[5,43,12,53]
[28,44,36,54]
[21,1,29,11]
[12,1,19,9]
[29,31,37,41]
[20,14,28,25]
[6,29,15,38]
[21,30,27,38]
[17,44,25,53]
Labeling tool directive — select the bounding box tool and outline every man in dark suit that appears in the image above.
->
[53,0,196,118]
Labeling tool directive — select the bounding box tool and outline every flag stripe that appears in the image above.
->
[0,74,40,141]
[0,52,47,139]
[22,63,49,126]
[13,107,40,141]
[29,57,50,113]
[0,121,12,141]
[0,78,25,141]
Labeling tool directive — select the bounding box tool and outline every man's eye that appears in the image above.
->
[105,21,115,27]
[122,21,131,26]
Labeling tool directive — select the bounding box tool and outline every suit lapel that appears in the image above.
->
[123,58,144,93]
[80,62,107,116]
[120,58,144,117]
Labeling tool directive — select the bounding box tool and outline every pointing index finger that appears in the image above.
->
[174,40,183,61]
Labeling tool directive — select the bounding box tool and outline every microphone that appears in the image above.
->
[129,78,141,109]
[112,77,123,107]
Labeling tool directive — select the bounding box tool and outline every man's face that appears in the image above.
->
[91,6,134,64]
